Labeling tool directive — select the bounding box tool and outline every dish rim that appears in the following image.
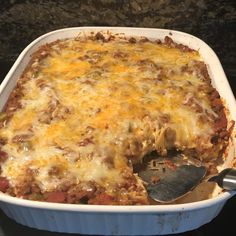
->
[0,191,235,212]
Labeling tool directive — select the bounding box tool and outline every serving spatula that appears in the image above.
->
[136,153,236,203]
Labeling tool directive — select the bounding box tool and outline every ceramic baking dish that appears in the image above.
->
[0,27,235,235]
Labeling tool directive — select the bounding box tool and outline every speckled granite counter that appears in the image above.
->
[0,1,235,236]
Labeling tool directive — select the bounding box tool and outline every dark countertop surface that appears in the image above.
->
[0,0,235,235]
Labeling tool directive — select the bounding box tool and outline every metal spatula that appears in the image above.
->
[136,153,236,203]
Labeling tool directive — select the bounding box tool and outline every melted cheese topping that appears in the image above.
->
[0,36,217,198]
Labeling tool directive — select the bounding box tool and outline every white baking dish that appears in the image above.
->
[0,27,235,235]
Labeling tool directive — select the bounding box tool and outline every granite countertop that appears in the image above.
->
[0,0,235,235]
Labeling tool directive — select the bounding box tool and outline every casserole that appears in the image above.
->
[0,27,235,235]
[0,29,231,205]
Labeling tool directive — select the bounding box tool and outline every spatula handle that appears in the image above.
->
[217,168,236,190]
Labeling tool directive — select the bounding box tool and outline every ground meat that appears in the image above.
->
[13,168,39,196]
[123,138,143,160]
[211,98,224,112]
[12,134,32,143]
[38,113,51,124]
[128,37,137,44]
[30,183,41,194]
[164,36,194,52]
[0,137,7,146]
[214,110,228,132]
[88,193,115,205]
[102,156,115,168]
[38,100,70,124]
[4,89,22,113]
[209,89,220,100]
[182,95,204,113]
[36,78,51,89]
[159,113,171,124]
[139,37,149,43]
[0,177,9,192]
[0,150,8,162]
[78,138,94,146]
[113,51,128,59]
[193,61,210,81]
[67,182,97,204]
[205,162,219,175]
[164,36,174,45]
[31,43,52,61]
[45,191,66,203]
[164,159,177,171]
[95,32,106,42]
[52,105,70,120]
[48,165,63,176]
[0,113,9,128]
[14,182,31,196]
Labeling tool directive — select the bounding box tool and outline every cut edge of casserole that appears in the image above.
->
[0,32,234,205]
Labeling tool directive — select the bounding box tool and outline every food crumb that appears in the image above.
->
[151,175,160,185]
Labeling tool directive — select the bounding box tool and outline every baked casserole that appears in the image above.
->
[0,32,233,205]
